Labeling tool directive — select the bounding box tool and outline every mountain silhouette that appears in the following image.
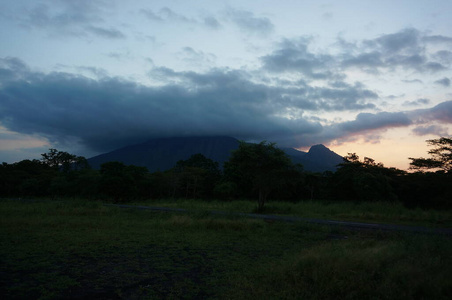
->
[87,136,343,173]
[286,144,344,172]
[88,136,239,172]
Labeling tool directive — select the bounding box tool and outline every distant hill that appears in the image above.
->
[284,144,344,172]
[88,136,240,172]
[87,136,343,173]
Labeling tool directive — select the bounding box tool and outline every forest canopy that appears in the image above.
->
[1,138,450,210]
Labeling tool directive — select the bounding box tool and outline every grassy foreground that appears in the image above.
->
[132,198,452,227]
[1,199,451,299]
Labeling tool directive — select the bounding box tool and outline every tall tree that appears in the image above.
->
[41,148,88,172]
[99,162,150,201]
[172,153,221,198]
[409,137,452,172]
[331,153,401,202]
[224,141,295,211]
[405,137,452,208]
[1,159,55,196]
[99,162,134,201]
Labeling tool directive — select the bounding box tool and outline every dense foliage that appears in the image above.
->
[409,137,452,172]
[224,141,298,211]
[1,138,451,209]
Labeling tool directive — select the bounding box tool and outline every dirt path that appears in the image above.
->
[104,203,452,237]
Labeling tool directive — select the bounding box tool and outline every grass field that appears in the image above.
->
[1,198,451,299]
[132,198,452,227]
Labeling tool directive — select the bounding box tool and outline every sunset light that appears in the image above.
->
[0,0,451,169]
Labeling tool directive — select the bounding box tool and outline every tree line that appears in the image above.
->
[1,138,451,210]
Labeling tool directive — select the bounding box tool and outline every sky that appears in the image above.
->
[0,0,451,170]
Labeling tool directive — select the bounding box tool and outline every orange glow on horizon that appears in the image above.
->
[325,127,448,170]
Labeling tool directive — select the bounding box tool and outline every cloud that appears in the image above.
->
[401,79,423,84]
[366,28,421,54]
[338,112,412,133]
[14,1,126,40]
[342,51,384,68]
[410,101,452,124]
[425,101,452,123]
[412,125,449,136]
[307,84,378,111]
[403,98,430,106]
[141,7,221,30]
[0,60,325,151]
[306,100,452,146]
[432,50,452,65]
[262,28,452,82]
[0,57,30,84]
[1,31,450,155]
[424,62,447,72]
[423,35,452,44]
[158,7,196,23]
[140,9,164,22]
[434,77,451,87]
[261,38,335,79]
[302,110,416,147]
[341,28,451,73]
[179,47,216,67]
[20,2,102,29]
[224,8,274,36]
[322,12,333,20]
[203,16,222,29]
[150,66,377,112]
[106,51,132,61]
[0,57,391,152]
[86,26,126,39]
[75,66,109,78]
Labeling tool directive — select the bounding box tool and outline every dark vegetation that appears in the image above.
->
[1,138,451,299]
[1,200,451,299]
[1,138,451,210]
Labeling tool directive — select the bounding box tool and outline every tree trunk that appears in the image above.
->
[258,189,268,212]
[192,177,198,199]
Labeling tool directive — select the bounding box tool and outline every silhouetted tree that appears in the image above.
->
[397,171,451,209]
[41,148,89,172]
[400,137,452,208]
[409,137,452,172]
[172,153,221,198]
[330,153,401,202]
[0,159,55,196]
[99,162,150,201]
[224,141,295,211]
[304,173,321,201]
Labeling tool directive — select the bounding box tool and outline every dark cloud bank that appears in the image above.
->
[1,28,451,154]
